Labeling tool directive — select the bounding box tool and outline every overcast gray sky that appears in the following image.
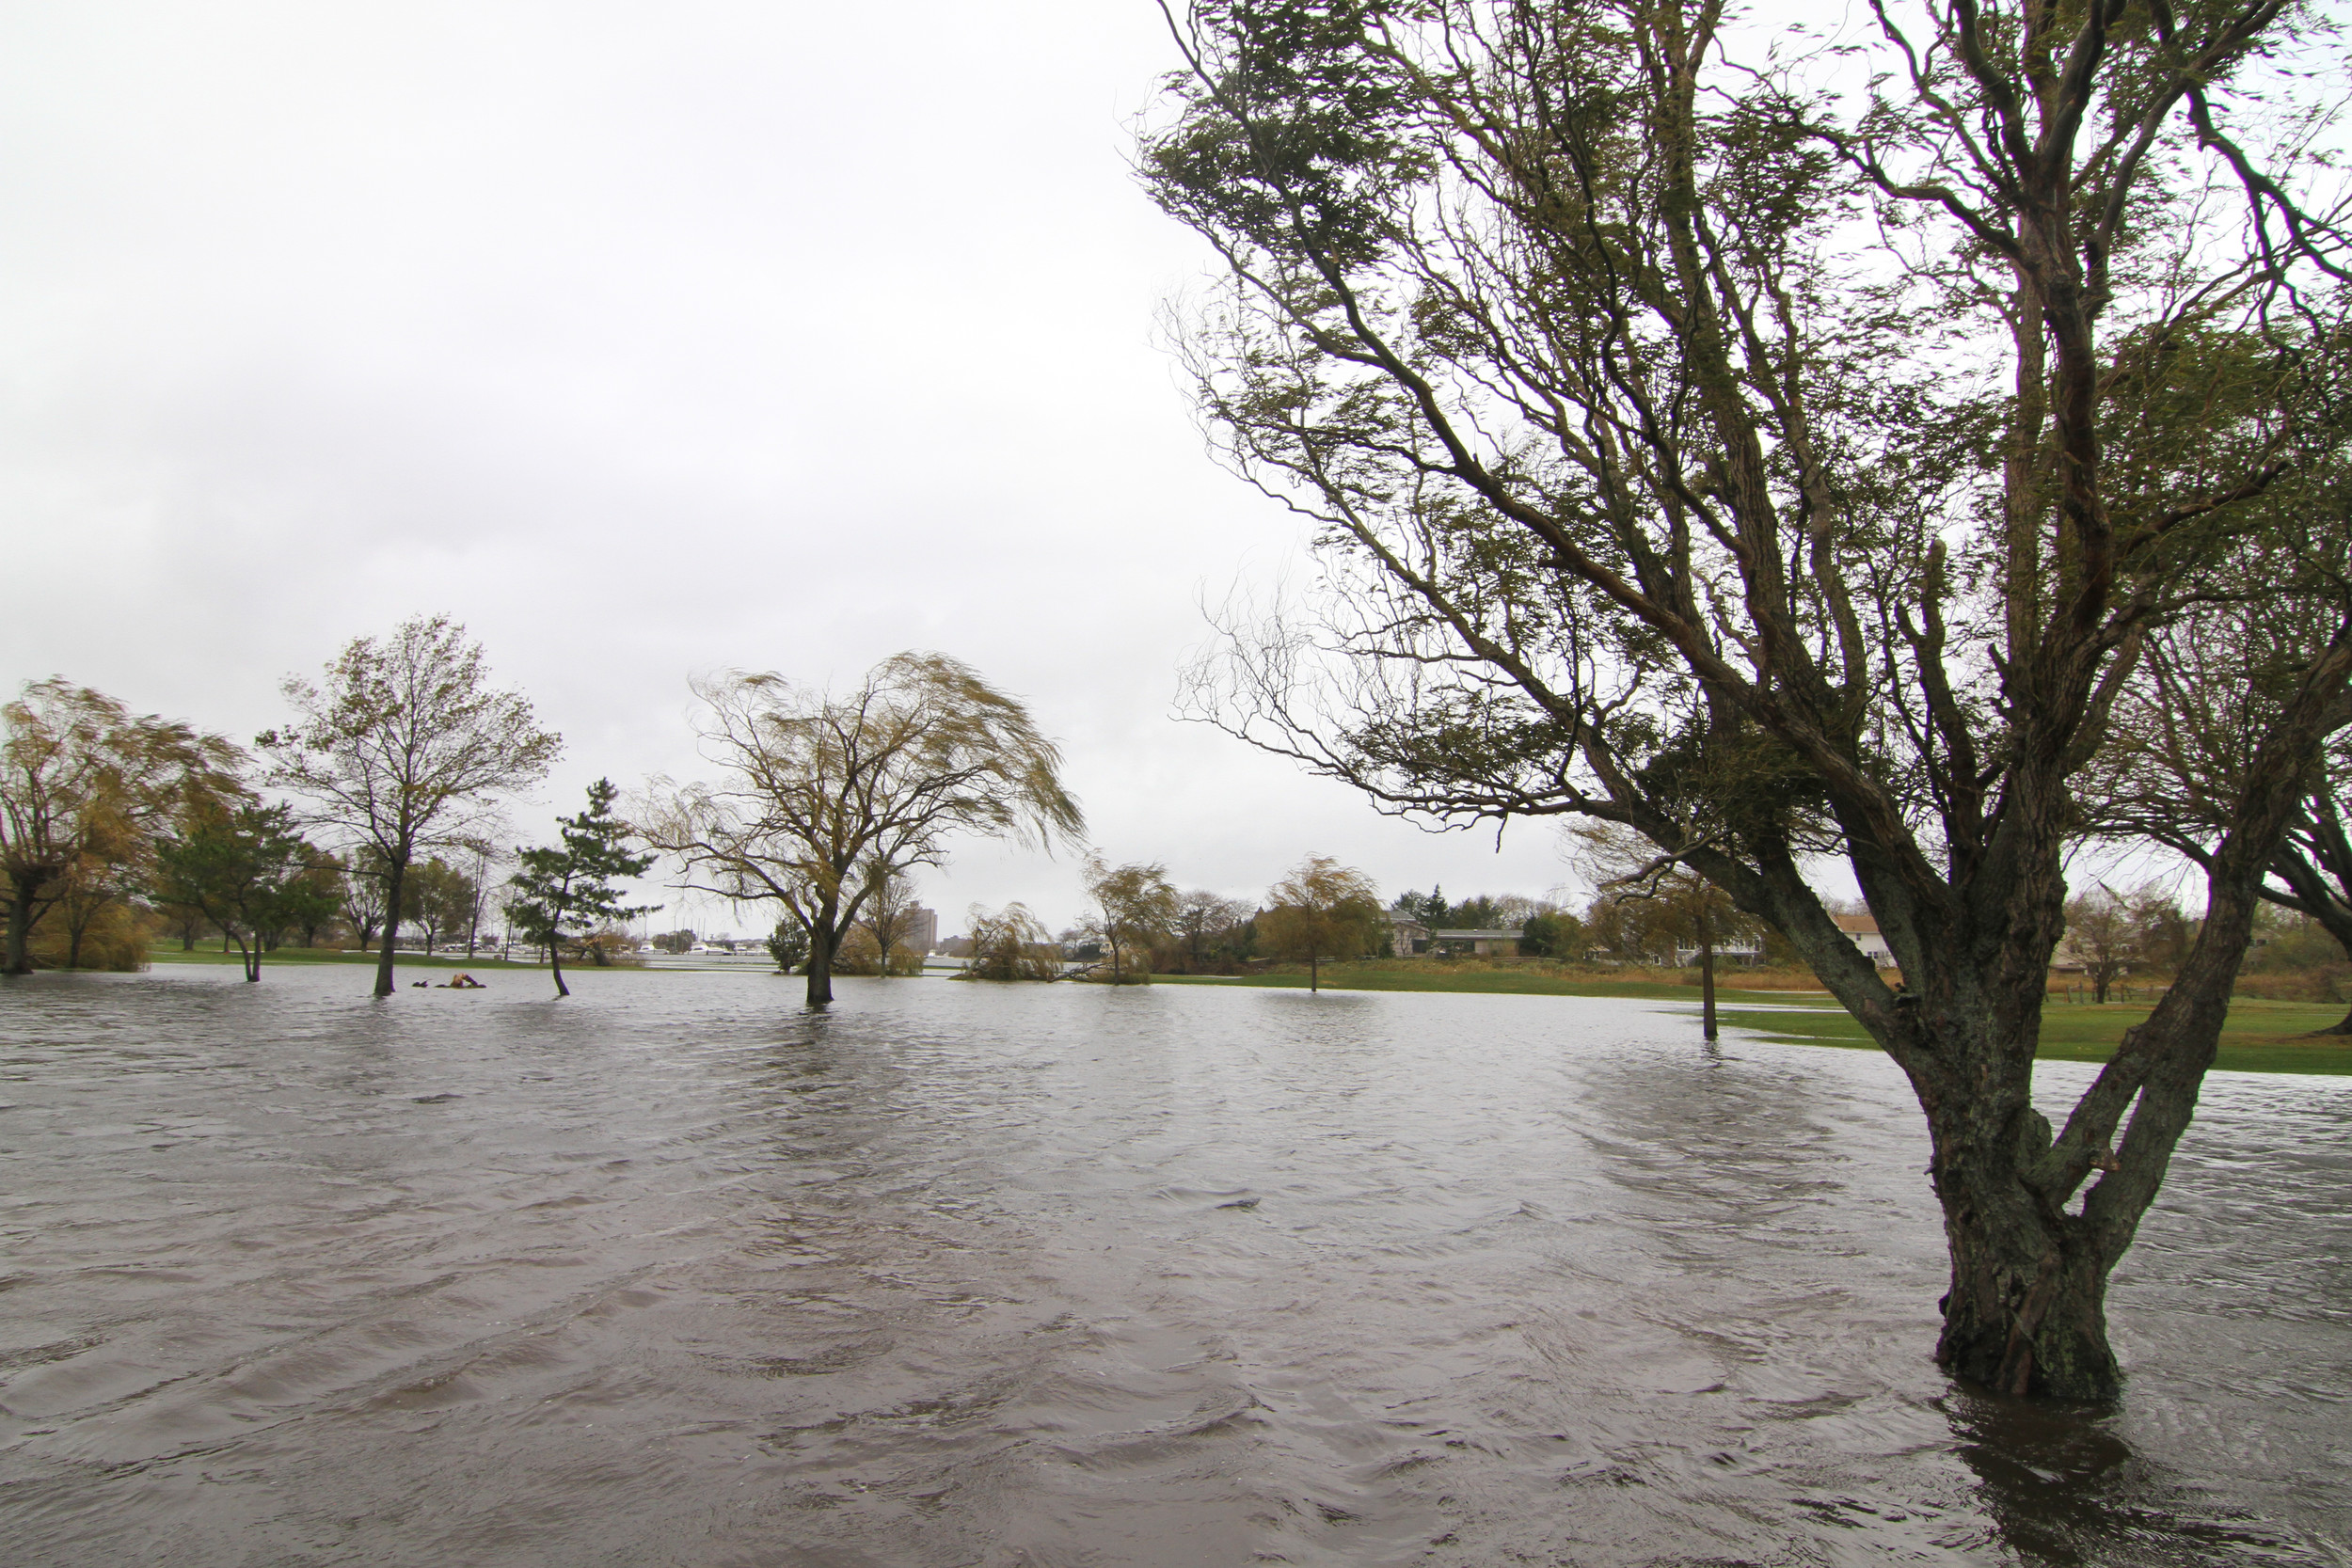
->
[1,0,1612,934]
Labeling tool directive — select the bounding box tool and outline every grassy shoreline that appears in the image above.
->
[135,946,2352,1075]
[1156,965,2352,1076]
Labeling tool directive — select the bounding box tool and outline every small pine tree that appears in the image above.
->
[508,779,659,997]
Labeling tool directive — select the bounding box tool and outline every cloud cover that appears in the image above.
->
[0,0,1585,933]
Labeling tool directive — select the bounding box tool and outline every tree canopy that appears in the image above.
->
[1260,853,1382,990]
[642,652,1084,1005]
[2,679,242,974]
[1146,0,2352,1398]
[261,615,561,997]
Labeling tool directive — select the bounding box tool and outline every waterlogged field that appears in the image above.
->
[3,965,2347,1566]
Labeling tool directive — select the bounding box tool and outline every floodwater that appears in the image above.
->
[1,967,2346,1567]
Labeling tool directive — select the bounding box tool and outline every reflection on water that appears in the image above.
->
[1,966,2346,1565]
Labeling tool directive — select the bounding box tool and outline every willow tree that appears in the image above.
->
[1,679,243,974]
[641,653,1084,1005]
[1260,854,1381,990]
[1145,0,2352,1398]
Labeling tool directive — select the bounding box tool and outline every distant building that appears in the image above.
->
[1673,937,1764,965]
[1836,912,1896,967]
[1383,913,1432,955]
[908,906,937,954]
[1383,912,1521,958]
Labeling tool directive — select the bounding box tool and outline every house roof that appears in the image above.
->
[1834,912,1882,935]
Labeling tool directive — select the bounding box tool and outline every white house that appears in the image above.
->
[1836,912,1897,967]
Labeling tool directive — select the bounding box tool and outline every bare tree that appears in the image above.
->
[1146,0,2352,1397]
[1175,887,1255,972]
[338,849,389,953]
[2097,591,2352,1030]
[260,616,561,997]
[641,653,1084,1005]
[1,679,242,974]
[855,863,925,977]
[2061,886,2139,1006]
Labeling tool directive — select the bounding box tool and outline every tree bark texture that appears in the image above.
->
[374,860,406,998]
[4,882,38,974]
[805,923,835,1006]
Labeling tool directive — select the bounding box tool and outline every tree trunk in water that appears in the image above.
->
[375,861,406,997]
[1310,952,1319,992]
[1927,1083,2121,1398]
[1699,907,1718,1042]
[550,940,569,998]
[805,925,834,1005]
[4,881,36,974]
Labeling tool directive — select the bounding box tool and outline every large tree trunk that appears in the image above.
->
[375,860,406,998]
[805,923,835,1005]
[4,879,38,974]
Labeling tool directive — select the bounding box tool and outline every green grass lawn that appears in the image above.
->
[1160,964,2351,1075]
[1723,996,2352,1075]
[1151,965,1829,1003]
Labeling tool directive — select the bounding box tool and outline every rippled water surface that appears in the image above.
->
[3,965,2347,1566]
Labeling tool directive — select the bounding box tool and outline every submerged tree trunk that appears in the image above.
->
[805,921,835,1006]
[375,860,406,998]
[1699,907,1718,1043]
[4,880,39,974]
[550,938,569,998]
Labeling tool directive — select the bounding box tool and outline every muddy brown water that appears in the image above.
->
[1,965,2345,1566]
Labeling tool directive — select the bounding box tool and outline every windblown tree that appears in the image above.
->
[261,616,562,997]
[1146,0,2352,1398]
[507,778,659,998]
[1083,857,1182,981]
[1,679,243,974]
[150,802,323,981]
[641,653,1085,1005]
[957,901,1066,981]
[1259,854,1381,990]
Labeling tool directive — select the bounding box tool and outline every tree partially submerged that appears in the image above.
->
[1146,0,2352,1397]
[507,779,659,998]
[261,617,561,997]
[1,679,242,974]
[641,653,1084,1005]
[957,901,1065,981]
